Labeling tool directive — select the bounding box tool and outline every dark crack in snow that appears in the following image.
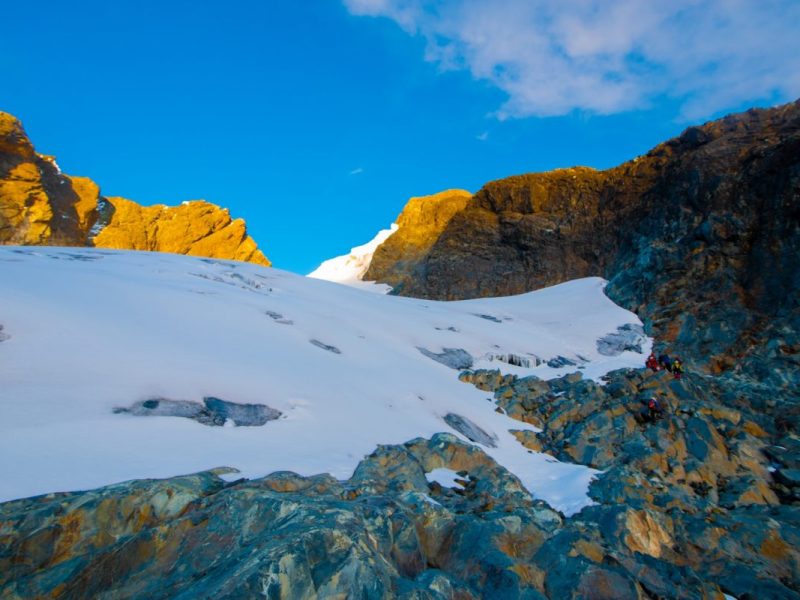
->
[310,339,342,354]
[444,413,497,448]
[114,396,282,427]
[418,347,473,370]
[265,310,293,325]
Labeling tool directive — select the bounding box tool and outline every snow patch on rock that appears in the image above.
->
[425,467,467,489]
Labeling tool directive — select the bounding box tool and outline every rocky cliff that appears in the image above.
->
[365,101,800,384]
[0,112,270,265]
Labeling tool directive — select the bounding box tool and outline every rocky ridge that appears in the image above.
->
[365,100,800,386]
[0,112,270,265]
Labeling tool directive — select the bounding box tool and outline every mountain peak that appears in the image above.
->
[0,111,270,266]
[361,100,800,381]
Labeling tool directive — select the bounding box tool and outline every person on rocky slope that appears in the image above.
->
[672,357,684,379]
[638,395,665,423]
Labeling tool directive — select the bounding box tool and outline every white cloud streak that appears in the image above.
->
[344,0,800,120]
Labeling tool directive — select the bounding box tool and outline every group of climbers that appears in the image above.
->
[637,348,684,424]
[646,351,683,379]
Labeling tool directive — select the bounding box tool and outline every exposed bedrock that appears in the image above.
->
[4,365,799,599]
[366,100,800,388]
[0,112,270,265]
[460,366,800,599]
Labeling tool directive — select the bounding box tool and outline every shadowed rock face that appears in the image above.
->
[0,112,270,266]
[366,101,800,381]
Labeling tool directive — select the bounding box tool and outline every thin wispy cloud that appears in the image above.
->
[349,167,365,175]
[476,131,489,141]
[344,0,800,120]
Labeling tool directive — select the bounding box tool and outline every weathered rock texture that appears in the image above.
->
[6,427,791,600]
[460,366,800,599]
[4,390,798,600]
[0,112,270,265]
[366,101,800,383]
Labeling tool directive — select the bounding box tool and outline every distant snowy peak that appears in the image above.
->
[308,224,399,293]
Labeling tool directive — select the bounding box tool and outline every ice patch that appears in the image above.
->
[418,347,473,369]
[443,413,498,448]
[597,323,646,356]
[114,397,282,427]
[487,353,540,368]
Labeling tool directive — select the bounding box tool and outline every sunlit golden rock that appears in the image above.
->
[0,111,270,266]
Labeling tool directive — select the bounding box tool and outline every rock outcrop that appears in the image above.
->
[365,189,471,291]
[93,197,269,265]
[459,366,800,599]
[365,101,800,384]
[0,112,270,266]
[3,397,797,599]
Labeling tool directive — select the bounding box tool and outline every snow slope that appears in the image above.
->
[0,247,650,515]
[307,224,398,292]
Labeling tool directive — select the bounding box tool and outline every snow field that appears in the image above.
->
[0,247,650,515]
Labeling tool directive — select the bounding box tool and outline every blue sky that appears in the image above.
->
[2,0,798,273]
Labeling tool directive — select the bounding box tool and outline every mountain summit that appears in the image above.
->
[0,112,270,265]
